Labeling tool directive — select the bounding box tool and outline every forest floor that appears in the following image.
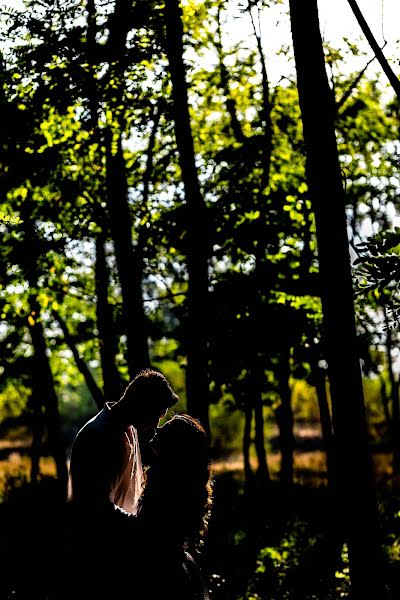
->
[0,422,398,599]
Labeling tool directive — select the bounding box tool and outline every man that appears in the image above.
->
[56,369,178,599]
[68,367,179,517]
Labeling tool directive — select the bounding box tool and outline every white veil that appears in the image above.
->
[112,425,145,516]
[129,426,145,515]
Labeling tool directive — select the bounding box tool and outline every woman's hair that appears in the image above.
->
[137,413,213,548]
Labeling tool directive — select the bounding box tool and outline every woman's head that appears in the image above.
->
[138,414,213,545]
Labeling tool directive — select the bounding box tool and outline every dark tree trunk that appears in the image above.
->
[85,0,121,399]
[164,0,209,432]
[314,365,337,489]
[28,296,68,498]
[276,353,295,486]
[347,0,400,99]
[54,311,105,410]
[85,0,99,126]
[251,359,270,484]
[21,207,68,497]
[243,403,254,487]
[98,0,150,379]
[30,388,44,485]
[289,1,389,596]
[251,17,275,486]
[244,14,273,484]
[95,235,122,402]
[378,372,392,435]
[105,133,150,378]
[215,7,246,144]
[249,7,273,190]
[254,388,270,484]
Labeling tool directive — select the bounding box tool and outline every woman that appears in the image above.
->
[135,413,213,599]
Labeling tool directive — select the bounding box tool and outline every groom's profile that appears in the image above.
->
[68,367,179,517]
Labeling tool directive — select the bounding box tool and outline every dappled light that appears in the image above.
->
[1,0,400,598]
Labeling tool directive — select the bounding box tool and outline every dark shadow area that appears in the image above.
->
[2,467,400,599]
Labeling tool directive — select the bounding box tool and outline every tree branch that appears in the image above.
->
[347,0,400,99]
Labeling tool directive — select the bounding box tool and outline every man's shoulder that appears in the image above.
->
[73,408,111,443]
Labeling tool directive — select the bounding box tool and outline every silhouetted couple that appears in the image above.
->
[59,368,212,600]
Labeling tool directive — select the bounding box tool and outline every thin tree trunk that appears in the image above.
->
[243,403,254,486]
[95,235,122,402]
[314,365,336,489]
[246,10,273,485]
[99,0,150,379]
[215,7,246,144]
[85,0,121,399]
[30,388,44,485]
[251,358,270,484]
[276,353,295,486]
[346,0,400,99]
[28,296,68,498]
[289,1,389,596]
[105,133,150,378]
[248,5,273,188]
[22,207,68,497]
[85,0,98,128]
[54,311,105,410]
[378,372,392,435]
[164,0,209,432]
[254,389,270,483]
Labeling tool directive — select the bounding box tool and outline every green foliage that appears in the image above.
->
[291,379,320,423]
[0,384,30,422]
[245,519,329,599]
[353,228,400,329]
[209,401,245,456]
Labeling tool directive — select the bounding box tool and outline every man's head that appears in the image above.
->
[120,368,179,430]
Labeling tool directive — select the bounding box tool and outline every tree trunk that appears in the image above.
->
[346,0,400,99]
[289,1,389,596]
[251,359,270,484]
[21,207,68,497]
[314,365,337,489]
[99,0,150,379]
[30,388,44,485]
[250,15,275,486]
[85,0,122,398]
[105,132,150,378]
[215,7,246,144]
[254,389,270,484]
[95,235,122,402]
[28,296,68,498]
[54,311,105,410]
[164,0,210,432]
[276,353,295,486]
[248,5,273,190]
[378,372,392,435]
[243,403,254,487]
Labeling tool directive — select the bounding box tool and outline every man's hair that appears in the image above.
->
[123,368,179,409]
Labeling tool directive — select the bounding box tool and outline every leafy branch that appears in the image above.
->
[352,227,400,329]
